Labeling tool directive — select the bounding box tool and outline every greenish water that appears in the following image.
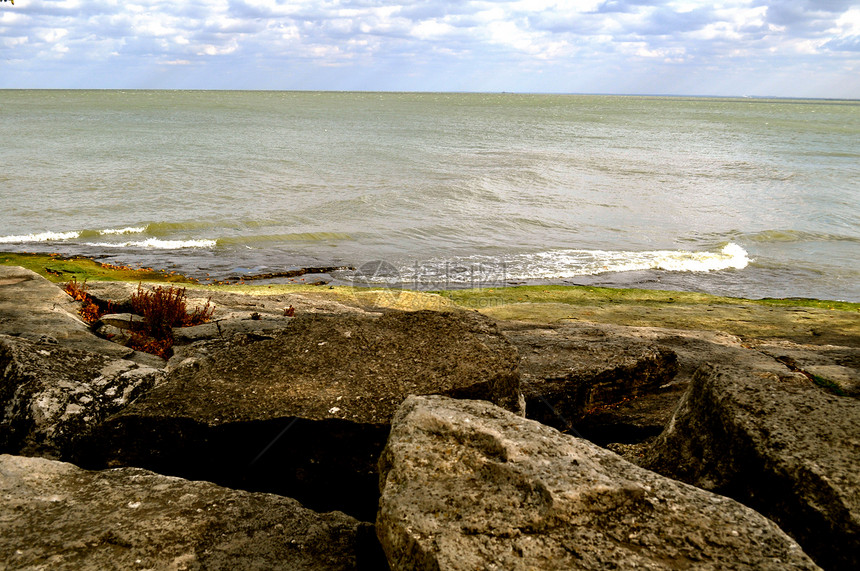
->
[1,90,858,300]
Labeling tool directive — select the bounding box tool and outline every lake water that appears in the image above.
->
[1,90,858,301]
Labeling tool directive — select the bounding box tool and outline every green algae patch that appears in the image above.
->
[753,297,860,312]
[0,253,196,284]
[181,282,858,344]
[185,283,458,312]
[434,284,860,312]
[434,285,860,347]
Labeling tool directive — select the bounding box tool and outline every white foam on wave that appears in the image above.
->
[390,243,751,285]
[99,226,147,235]
[527,243,749,278]
[82,238,217,249]
[0,231,80,243]
[0,226,147,243]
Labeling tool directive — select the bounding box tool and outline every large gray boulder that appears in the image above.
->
[377,395,819,570]
[501,322,678,434]
[0,334,164,458]
[0,454,378,570]
[643,362,860,570]
[75,310,521,521]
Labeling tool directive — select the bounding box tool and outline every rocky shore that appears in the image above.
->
[1,264,858,569]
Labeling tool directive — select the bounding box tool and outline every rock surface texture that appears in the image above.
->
[0,334,164,458]
[643,362,860,570]
[377,395,820,570]
[501,322,678,434]
[75,310,521,520]
[1,266,857,569]
[0,265,138,359]
[0,454,376,570]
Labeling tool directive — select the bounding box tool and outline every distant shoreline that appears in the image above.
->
[1,88,858,103]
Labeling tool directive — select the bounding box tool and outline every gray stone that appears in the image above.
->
[0,334,164,458]
[78,280,139,307]
[643,362,860,570]
[75,310,521,521]
[377,395,820,571]
[98,312,147,331]
[752,338,860,397]
[171,316,294,343]
[501,322,678,432]
[0,454,377,570]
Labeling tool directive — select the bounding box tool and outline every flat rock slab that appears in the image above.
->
[377,395,819,571]
[643,362,860,570]
[0,334,164,459]
[83,281,372,320]
[171,316,294,343]
[0,266,133,358]
[76,310,521,520]
[0,454,377,570]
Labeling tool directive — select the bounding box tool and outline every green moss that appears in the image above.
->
[432,284,860,312]
[0,252,196,284]
[752,297,860,312]
[431,285,860,346]
[810,374,847,397]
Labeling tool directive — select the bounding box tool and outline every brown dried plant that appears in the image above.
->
[64,278,113,325]
[65,279,214,358]
[128,284,214,358]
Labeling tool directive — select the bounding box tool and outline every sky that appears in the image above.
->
[1,0,859,97]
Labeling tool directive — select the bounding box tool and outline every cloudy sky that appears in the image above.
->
[1,0,859,97]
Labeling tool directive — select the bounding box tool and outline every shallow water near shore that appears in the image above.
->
[1,91,858,301]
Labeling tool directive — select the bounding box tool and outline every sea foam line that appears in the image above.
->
[385,243,751,284]
[526,243,750,278]
[0,231,80,243]
[0,226,148,243]
[99,226,147,235]
[82,238,217,249]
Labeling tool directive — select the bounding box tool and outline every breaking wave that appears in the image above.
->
[82,238,217,249]
[383,243,751,285]
[0,226,146,243]
[0,231,81,243]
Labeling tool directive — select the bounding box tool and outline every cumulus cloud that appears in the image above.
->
[0,0,857,96]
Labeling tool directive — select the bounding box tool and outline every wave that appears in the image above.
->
[215,232,352,246]
[535,243,751,276]
[141,220,216,236]
[372,243,751,285]
[0,223,348,250]
[0,231,80,243]
[98,226,148,236]
[82,238,217,249]
[0,226,147,244]
[741,229,860,244]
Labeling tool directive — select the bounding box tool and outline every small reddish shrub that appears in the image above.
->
[65,281,215,359]
[128,284,214,358]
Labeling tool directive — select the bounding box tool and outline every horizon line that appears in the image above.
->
[1,88,857,102]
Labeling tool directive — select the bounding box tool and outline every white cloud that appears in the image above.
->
[411,19,455,40]
[0,0,857,96]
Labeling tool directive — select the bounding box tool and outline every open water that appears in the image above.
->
[1,90,858,301]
